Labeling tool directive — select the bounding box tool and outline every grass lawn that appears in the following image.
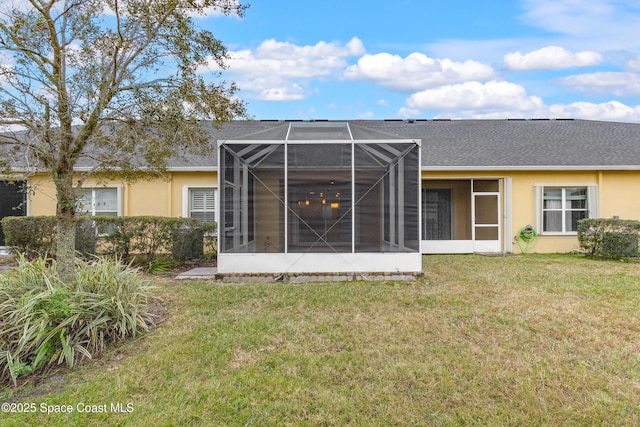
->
[1,254,639,426]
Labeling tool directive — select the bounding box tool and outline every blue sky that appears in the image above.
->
[203,0,640,121]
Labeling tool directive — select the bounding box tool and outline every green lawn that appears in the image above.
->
[1,254,639,426]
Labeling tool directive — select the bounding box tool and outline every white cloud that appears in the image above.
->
[549,101,640,122]
[504,46,602,71]
[204,37,365,101]
[255,85,306,101]
[399,83,640,122]
[238,76,312,101]
[255,37,364,61]
[215,37,365,80]
[560,72,640,97]
[404,81,544,113]
[344,52,495,91]
[627,56,640,71]
[520,0,640,50]
[521,0,617,36]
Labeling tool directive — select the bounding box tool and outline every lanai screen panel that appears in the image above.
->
[354,142,420,252]
[287,143,352,252]
[219,142,285,253]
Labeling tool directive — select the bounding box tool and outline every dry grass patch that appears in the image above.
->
[1,254,639,425]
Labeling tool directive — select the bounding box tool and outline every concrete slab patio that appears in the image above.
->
[175,267,218,280]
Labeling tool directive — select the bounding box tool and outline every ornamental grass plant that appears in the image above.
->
[0,256,156,385]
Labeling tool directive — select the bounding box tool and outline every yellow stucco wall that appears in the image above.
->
[28,171,217,218]
[508,171,598,253]
[24,169,640,254]
[27,174,58,216]
[598,171,640,219]
[422,169,640,254]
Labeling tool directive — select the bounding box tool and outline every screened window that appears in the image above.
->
[542,187,588,233]
[189,188,216,223]
[422,189,452,240]
[77,188,119,216]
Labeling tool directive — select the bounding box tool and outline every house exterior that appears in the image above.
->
[3,119,640,271]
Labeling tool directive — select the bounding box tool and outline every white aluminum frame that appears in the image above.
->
[78,186,123,216]
[534,184,598,235]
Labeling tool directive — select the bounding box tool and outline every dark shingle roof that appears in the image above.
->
[348,119,640,169]
[202,118,640,170]
[9,119,640,171]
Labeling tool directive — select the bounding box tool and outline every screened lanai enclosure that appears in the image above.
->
[217,122,421,274]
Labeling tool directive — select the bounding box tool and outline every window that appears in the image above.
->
[536,185,598,233]
[187,188,216,223]
[77,188,119,216]
[422,188,452,240]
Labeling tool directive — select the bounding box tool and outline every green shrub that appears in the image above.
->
[93,216,216,262]
[1,216,216,263]
[1,216,97,260]
[577,218,640,258]
[1,216,57,259]
[0,255,156,385]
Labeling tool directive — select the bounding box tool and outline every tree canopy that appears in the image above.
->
[0,0,248,280]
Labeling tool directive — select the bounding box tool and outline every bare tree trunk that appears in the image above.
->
[54,171,76,283]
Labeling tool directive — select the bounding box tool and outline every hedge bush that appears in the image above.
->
[0,255,156,385]
[1,216,216,262]
[577,218,640,259]
[1,216,57,260]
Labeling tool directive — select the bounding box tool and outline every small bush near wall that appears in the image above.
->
[1,216,216,263]
[92,216,216,262]
[577,218,640,259]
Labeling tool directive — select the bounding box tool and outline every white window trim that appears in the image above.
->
[534,184,599,235]
[78,186,123,216]
[182,185,218,225]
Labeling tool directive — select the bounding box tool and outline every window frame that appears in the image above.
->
[182,186,218,226]
[77,187,122,216]
[535,185,598,235]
